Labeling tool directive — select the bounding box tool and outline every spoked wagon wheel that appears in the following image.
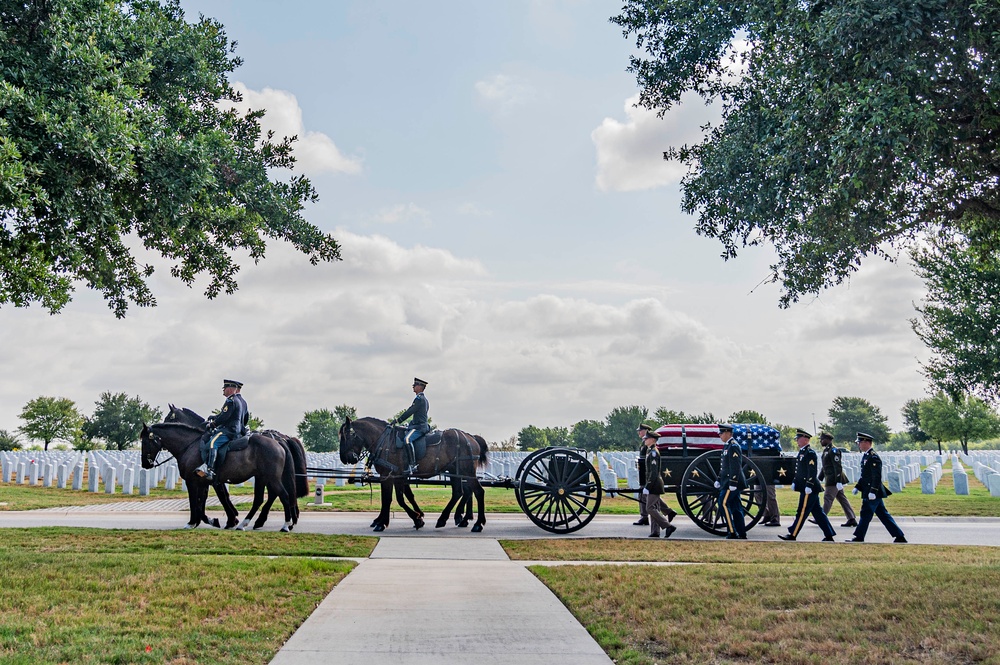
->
[678,450,766,536]
[515,448,602,534]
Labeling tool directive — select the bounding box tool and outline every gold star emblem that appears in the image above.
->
[664,468,672,478]
[809,460,815,465]
[692,470,700,478]
[748,469,756,478]
[778,468,787,477]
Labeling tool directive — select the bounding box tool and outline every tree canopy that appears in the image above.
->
[613,0,1000,306]
[826,396,890,445]
[18,396,82,450]
[918,391,1000,455]
[0,0,340,317]
[297,405,356,453]
[82,391,161,450]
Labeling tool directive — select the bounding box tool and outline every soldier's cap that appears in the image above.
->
[856,432,874,442]
[643,430,660,440]
[636,422,656,432]
[795,428,812,439]
[413,377,428,387]
[223,379,243,389]
[718,423,734,433]
[820,432,833,441]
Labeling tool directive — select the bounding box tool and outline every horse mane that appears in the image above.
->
[151,421,205,435]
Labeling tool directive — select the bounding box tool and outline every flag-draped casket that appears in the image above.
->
[654,424,782,453]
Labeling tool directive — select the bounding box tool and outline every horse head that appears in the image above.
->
[339,417,367,465]
[166,404,206,429]
[140,424,162,469]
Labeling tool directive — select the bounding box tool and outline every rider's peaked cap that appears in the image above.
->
[223,379,243,389]
[718,423,734,433]
[413,377,428,387]
[796,428,812,439]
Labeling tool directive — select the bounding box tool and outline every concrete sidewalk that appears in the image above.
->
[268,537,614,665]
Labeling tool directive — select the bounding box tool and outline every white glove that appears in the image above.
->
[836,483,844,491]
[729,485,737,492]
[713,481,721,489]
[790,483,796,492]
[868,492,876,500]
[642,488,649,495]
[852,487,859,495]
[804,486,812,495]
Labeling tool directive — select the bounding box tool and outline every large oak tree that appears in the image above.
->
[612,0,999,306]
[1,0,340,317]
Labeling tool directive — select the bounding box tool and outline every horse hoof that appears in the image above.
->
[471,524,484,533]
[373,524,386,533]
[457,520,469,528]
[253,525,264,531]
[211,518,221,529]
[184,523,198,530]
[369,520,379,528]
[235,525,246,531]
[435,519,447,529]
[281,526,290,533]
[414,519,425,530]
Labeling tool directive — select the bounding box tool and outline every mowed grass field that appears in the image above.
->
[0,528,375,665]
[504,539,1000,665]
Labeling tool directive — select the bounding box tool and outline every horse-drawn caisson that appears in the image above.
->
[320,419,795,537]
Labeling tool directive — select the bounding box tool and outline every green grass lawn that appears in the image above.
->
[506,540,1000,665]
[0,528,374,665]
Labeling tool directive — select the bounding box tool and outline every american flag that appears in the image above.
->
[655,423,782,452]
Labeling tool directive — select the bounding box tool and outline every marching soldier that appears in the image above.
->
[847,432,907,543]
[390,377,430,474]
[642,431,676,538]
[779,429,836,542]
[634,422,677,526]
[195,379,249,480]
[819,432,858,527]
[714,424,747,539]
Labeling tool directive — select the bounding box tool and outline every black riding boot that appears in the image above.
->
[405,442,418,475]
[206,447,218,481]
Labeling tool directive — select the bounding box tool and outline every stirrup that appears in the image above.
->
[195,463,209,478]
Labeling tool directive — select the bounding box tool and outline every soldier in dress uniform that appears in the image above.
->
[195,379,249,481]
[779,429,836,542]
[847,432,907,543]
[634,423,677,526]
[642,431,676,538]
[819,432,858,527]
[714,424,747,539]
[390,378,430,474]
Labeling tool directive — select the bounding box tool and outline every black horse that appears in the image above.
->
[339,417,489,532]
[141,422,298,532]
[164,405,309,530]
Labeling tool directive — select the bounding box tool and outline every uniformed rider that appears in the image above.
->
[195,379,249,481]
[390,377,429,474]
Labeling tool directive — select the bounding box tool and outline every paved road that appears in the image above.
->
[1,507,998,546]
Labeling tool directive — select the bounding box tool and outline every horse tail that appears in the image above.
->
[473,435,489,469]
[287,436,310,498]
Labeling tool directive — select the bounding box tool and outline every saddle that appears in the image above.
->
[391,427,443,463]
[213,434,251,470]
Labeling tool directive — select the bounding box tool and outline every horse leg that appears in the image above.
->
[185,486,202,529]
[471,478,487,533]
[273,481,294,533]
[237,482,265,530]
[372,480,393,532]
[254,493,277,530]
[435,476,462,528]
[214,483,240,529]
[394,480,424,530]
[401,480,424,518]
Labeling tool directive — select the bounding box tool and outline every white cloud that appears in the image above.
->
[229,82,363,175]
[475,74,532,113]
[370,203,431,225]
[592,92,720,192]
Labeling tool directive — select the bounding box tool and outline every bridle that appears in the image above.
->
[142,429,173,468]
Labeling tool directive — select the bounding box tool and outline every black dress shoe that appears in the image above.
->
[842,520,858,527]
[663,525,677,538]
[633,518,649,526]
[738,535,748,539]
[647,532,660,538]
[725,534,740,540]
[808,518,818,524]
[894,536,908,543]
[822,536,835,542]
[763,520,781,527]
[667,510,677,523]
[778,534,796,541]
[845,537,863,542]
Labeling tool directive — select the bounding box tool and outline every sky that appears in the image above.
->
[0,0,932,444]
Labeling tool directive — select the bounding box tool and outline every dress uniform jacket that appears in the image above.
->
[398,393,430,433]
[719,439,747,489]
[210,394,248,440]
[856,449,889,498]
[820,445,847,486]
[792,444,822,493]
[644,446,665,495]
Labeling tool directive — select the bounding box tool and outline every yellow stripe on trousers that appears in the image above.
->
[722,488,734,534]
[210,432,225,448]
[790,492,808,537]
